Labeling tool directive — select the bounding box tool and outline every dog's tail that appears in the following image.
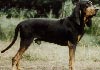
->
[1,24,20,53]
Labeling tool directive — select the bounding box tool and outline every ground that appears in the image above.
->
[0,35,100,70]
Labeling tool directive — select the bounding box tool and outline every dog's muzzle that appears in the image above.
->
[85,6,99,17]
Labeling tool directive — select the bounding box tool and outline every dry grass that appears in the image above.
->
[0,35,100,70]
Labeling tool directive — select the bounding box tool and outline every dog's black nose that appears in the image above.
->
[93,7,99,16]
[95,7,99,12]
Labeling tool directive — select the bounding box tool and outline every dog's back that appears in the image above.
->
[19,18,69,45]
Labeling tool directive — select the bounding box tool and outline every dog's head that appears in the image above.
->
[75,1,98,27]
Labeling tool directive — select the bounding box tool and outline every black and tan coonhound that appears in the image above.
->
[1,1,98,70]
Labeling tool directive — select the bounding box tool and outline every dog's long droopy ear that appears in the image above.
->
[74,3,81,25]
[86,18,92,27]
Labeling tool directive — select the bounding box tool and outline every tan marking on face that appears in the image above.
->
[85,6,96,17]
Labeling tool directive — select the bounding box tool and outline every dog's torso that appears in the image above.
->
[19,18,83,46]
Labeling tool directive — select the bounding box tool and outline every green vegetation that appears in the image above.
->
[0,16,24,40]
[0,8,37,18]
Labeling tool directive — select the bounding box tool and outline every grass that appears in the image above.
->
[23,53,48,61]
[86,17,100,36]
[0,16,24,40]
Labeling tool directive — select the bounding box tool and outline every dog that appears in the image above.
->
[1,1,98,70]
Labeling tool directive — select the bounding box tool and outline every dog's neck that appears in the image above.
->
[69,14,85,28]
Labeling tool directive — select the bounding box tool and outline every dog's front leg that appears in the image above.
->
[68,41,76,70]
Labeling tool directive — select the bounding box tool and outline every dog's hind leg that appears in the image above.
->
[12,38,33,70]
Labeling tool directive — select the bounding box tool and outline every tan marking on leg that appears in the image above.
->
[68,41,76,70]
[12,47,27,70]
[78,35,81,42]
[68,41,73,47]
[12,36,33,70]
[69,48,75,70]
